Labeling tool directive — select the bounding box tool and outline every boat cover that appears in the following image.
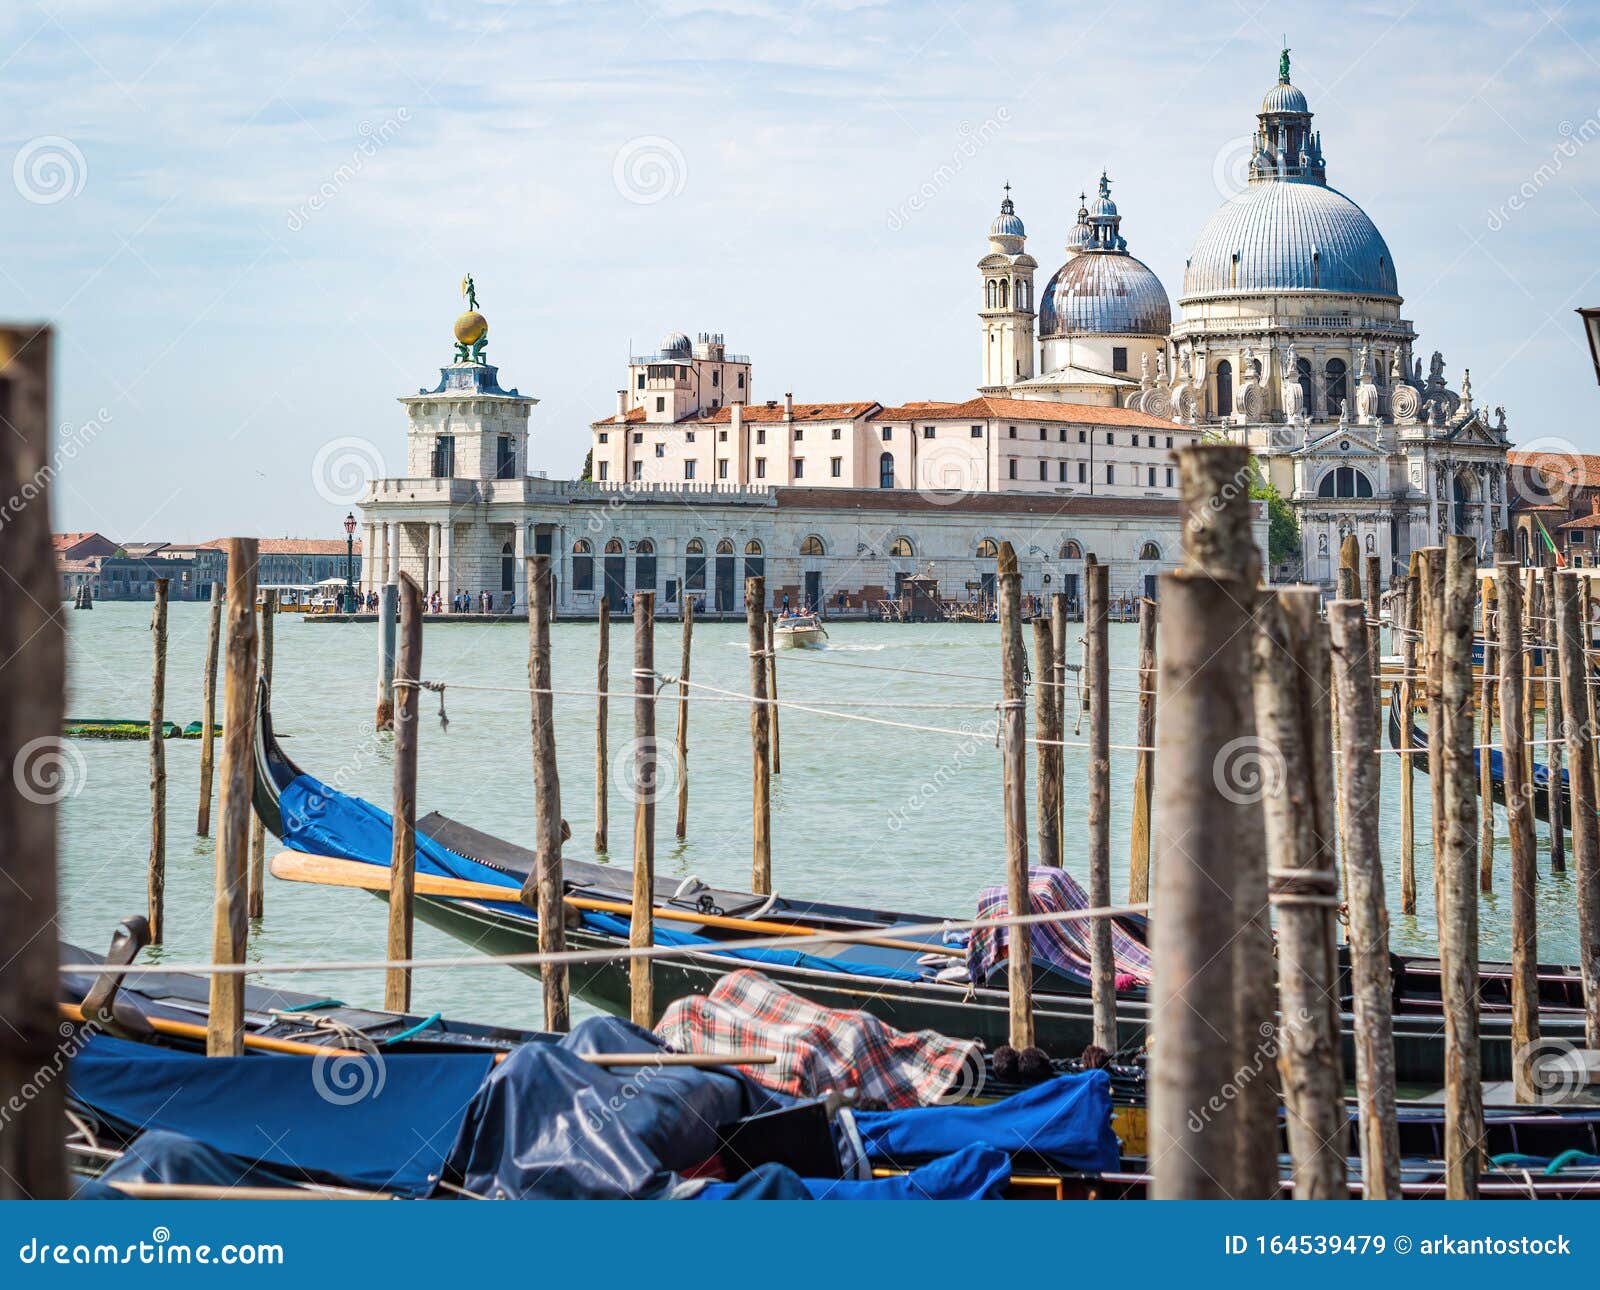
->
[76,1131,309,1198]
[68,1032,494,1197]
[967,866,1152,987]
[691,1144,1013,1199]
[851,1068,1121,1173]
[444,1015,788,1198]
[657,969,982,1109]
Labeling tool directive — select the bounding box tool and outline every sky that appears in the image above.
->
[7,0,1600,541]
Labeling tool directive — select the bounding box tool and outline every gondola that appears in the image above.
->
[253,681,1592,1087]
[1386,684,1570,825]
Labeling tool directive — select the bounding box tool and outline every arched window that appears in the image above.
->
[1296,357,1314,414]
[685,537,704,555]
[604,537,624,554]
[1216,360,1233,417]
[1138,541,1162,561]
[1059,539,1083,560]
[1316,467,1374,498]
[500,541,515,593]
[572,538,594,592]
[800,535,825,556]
[879,451,895,489]
[985,280,997,309]
[889,537,914,557]
[1451,473,1475,535]
[998,279,1009,309]
[635,537,656,591]
[744,539,763,555]
[636,538,655,555]
[976,538,998,559]
[1325,358,1348,413]
[715,538,734,555]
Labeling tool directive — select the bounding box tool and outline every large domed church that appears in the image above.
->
[982,48,1512,583]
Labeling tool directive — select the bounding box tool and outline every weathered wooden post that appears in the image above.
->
[1398,552,1420,915]
[1555,571,1600,1052]
[996,543,1034,1051]
[1583,576,1600,811]
[675,598,692,841]
[595,596,610,854]
[1128,598,1157,904]
[1149,568,1253,1199]
[1084,560,1115,1051]
[1175,441,1273,1198]
[1479,575,1499,890]
[247,588,275,920]
[196,580,222,836]
[147,577,169,943]
[1439,535,1483,1199]
[1365,552,1383,672]
[375,581,397,730]
[0,324,69,1197]
[631,591,657,1027]
[1255,589,1346,1199]
[1544,567,1567,873]
[766,611,781,775]
[747,577,773,895]
[385,574,423,1013]
[1031,618,1062,869]
[1496,561,1540,1102]
[1421,547,1446,930]
[1080,553,1096,712]
[1051,591,1069,861]
[208,539,259,1057]
[1524,568,1539,789]
[522,555,568,1031]
[1328,600,1401,1198]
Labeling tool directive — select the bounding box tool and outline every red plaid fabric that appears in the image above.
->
[656,969,983,1110]
[967,867,1151,987]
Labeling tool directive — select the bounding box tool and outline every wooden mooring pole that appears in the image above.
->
[675,598,692,841]
[1398,552,1420,915]
[1555,571,1600,1052]
[208,539,259,1057]
[595,596,610,854]
[766,611,781,775]
[523,555,569,1031]
[747,577,772,895]
[1496,561,1539,1102]
[1544,567,1566,874]
[375,582,397,731]
[996,543,1033,1051]
[1050,591,1068,862]
[1128,598,1156,904]
[631,591,657,1027]
[1031,618,1062,869]
[1084,560,1115,1052]
[247,588,275,921]
[196,579,222,837]
[0,324,69,1197]
[1255,588,1346,1199]
[147,577,169,943]
[1421,547,1446,932]
[1329,599,1401,1198]
[1479,575,1499,890]
[385,574,422,1013]
[1440,535,1483,1198]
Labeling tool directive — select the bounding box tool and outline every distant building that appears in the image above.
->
[197,538,362,588]
[53,532,118,561]
[54,534,361,600]
[1508,450,1600,567]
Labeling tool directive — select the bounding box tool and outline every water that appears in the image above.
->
[60,602,1581,1029]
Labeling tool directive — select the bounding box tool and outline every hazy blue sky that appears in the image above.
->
[9,0,1600,540]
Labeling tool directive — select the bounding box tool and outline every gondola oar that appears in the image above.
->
[270,849,965,958]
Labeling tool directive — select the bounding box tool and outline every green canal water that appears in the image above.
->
[59,602,1583,1029]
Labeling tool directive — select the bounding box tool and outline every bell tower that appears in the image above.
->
[978,185,1036,392]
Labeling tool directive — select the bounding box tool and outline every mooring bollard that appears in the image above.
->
[632,591,657,1027]
[197,580,222,837]
[147,577,169,943]
[1496,560,1539,1103]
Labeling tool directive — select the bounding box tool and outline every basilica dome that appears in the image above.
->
[1039,173,1171,338]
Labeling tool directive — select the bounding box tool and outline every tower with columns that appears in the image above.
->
[978,186,1036,391]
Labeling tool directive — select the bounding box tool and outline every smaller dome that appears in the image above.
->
[660,331,692,359]
[990,210,1025,239]
[1065,220,1093,252]
[1261,81,1309,115]
[453,311,487,345]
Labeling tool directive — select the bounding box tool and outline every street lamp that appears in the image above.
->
[1579,307,1600,387]
[343,511,357,612]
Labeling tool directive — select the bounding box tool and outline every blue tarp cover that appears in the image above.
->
[852,1070,1120,1173]
[693,1144,1013,1200]
[75,1131,301,1199]
[68,1032,493,1197]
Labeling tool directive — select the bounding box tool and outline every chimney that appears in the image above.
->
[731,403,743,435]
[784,392,794,421]
[616,389,627,416]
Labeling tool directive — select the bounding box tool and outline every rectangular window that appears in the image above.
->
[686,554,706,590]
[755,458,766,479]
[1038,427,1047,441]
[1059,462,1068,482]
[684,460,696,480]
[1106,462,1114,484]
[737,372,745,388]
[719,430,728,442]
[632,461,642,481]
[1112,346,1128,372]
[712,370,720,387]
[794,458,804,478]
[654,398,665,413]
[573,552,594,591]
[431,435,455,478]
[923,426,934,439]
[1008,426,1018,439]
[1166,435,1174,449]
[830,457,842,478]
[636,374,644,390]
[717,459,728,479]
[1148,466,1156,487]
[633,432,643,444]
[1166,466,1174,487]
[1008,459,1018,480]
[496,436,516,478]
[1059,427,1067,442]
[831,427,841,440]
[685,431,695,443]
[1078,462,1086,483]
[654,442,665,458]
[794,428,803,442]
[1106,432,1115,445]
[598,461,609,481]
[882,426,893,440]
[1078,429,1087,443]
[971,425,982,438]
[756,428,766,445]
[598,432,609,444]
[1038,461,1048,481]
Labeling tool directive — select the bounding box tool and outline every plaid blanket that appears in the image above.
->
[967,867,1152,987]
[656,970,984,1110]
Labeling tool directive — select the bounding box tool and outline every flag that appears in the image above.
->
[1535,514,1566,568]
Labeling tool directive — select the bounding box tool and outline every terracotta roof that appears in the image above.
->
[774,486,1198,519]
[1560,514,1600,530]
[53,531,105,550]
[199,538,363,555]
[1508,450,1600,489]
[871,397,1189,431]
[596,401,880,427]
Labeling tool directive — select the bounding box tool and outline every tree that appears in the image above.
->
[579,449,593,482]
[1249,460,1300,571]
